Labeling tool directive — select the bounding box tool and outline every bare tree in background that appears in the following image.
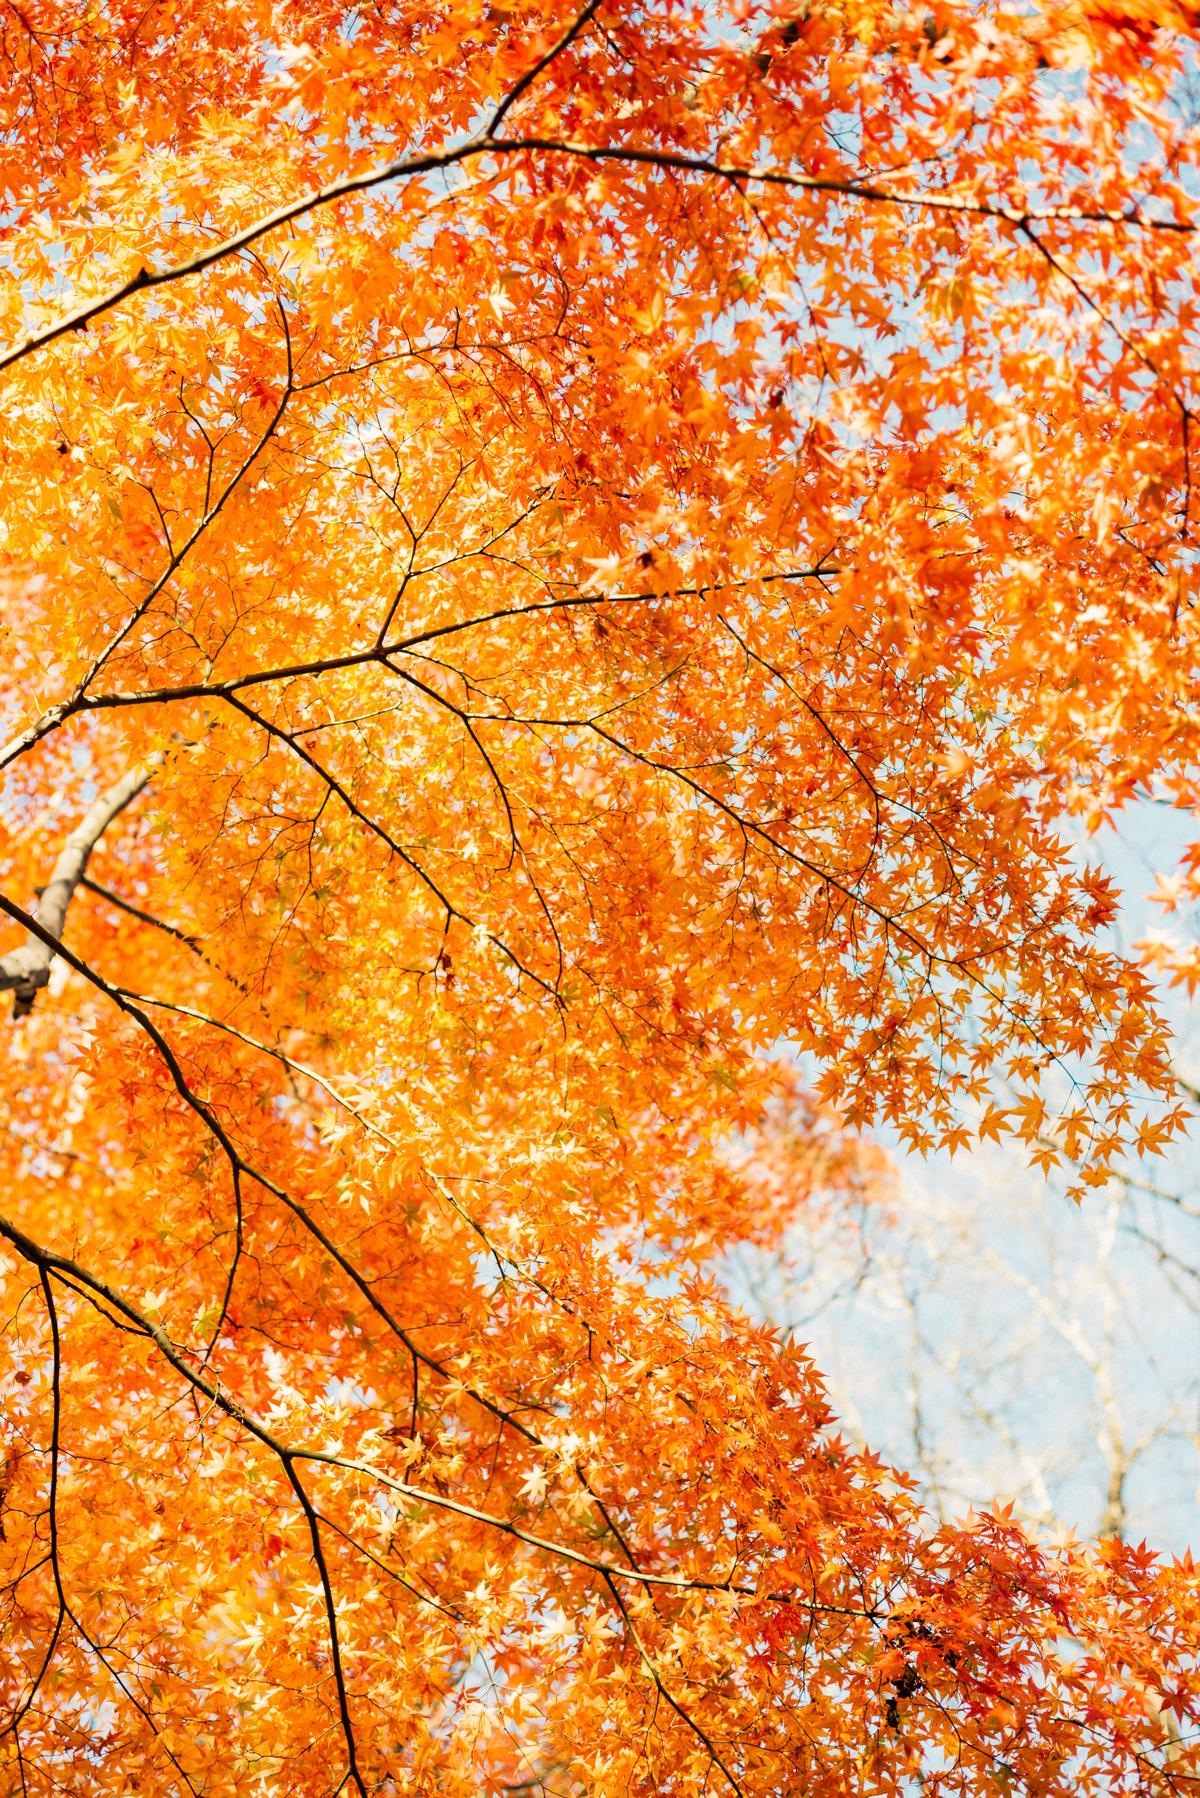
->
[730,1084,1200,1546]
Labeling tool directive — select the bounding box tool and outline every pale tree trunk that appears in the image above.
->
[0,762,154,1016]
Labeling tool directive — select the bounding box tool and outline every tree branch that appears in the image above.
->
[0,1207,876,1616]
[0,762,155,1017]
[0,133,1189,380]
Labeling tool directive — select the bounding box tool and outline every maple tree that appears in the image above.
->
[3,0,1200,1790]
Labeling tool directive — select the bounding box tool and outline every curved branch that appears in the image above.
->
[0,761,155,1017]
[1,132,1190,379]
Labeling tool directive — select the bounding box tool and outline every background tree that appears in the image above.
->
[726,819,1200,1550]
[2,0,1200,1792]
[734,1120,1200,1543]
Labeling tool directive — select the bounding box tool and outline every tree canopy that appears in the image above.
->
[2,0,1200,1791]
